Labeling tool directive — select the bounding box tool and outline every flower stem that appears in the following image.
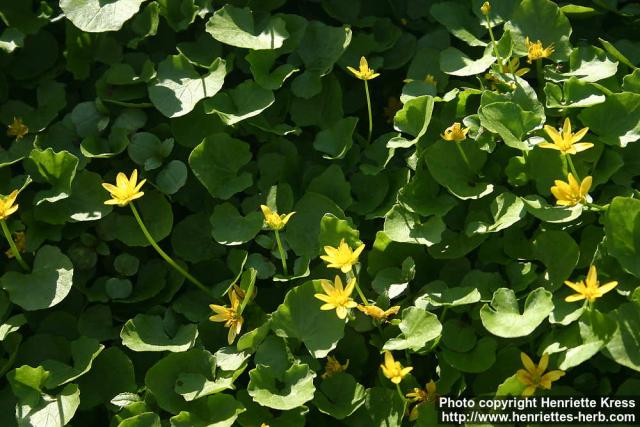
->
[536,59,545,96]
[455,142,472,172]
[364,80,373,144]
[347,270,368,305]
[239,275,255,315]
[565,154,580,181]
[130,203,211,296]
[396,383,407,403]
[1,220,28,271]
[274,230,288,276]
[585,202,608,212]
[485,15,501,65]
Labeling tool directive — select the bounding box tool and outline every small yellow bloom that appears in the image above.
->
[480,1,491,15]
[5,231,26,259]
[384,97,403,124]
[380,351,413,384]
[550,174,592,207]
[260,205,295,231]
[441,122,469,142]
[347,56,380,81]
[406,380,438,421]
[516,352,565,396]
[424,74,437,86]
[357,304,400,321]
[320,239,365,273]
[322,355,349,379]
[564,265,618,303]
[102,170,146,207]
[539,118,593,155]
[7,117,28,141]
[209,290,244,345]
[0,190,19,221]
[314,275,358,319]
[525,37,555,63]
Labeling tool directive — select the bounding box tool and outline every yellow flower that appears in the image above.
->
[424,74,437,86]
[320,239,365,273]
[0,190,19,221]
[406,380,438,421]
[480,1,491,15]
[209,290,244,344]
[322,355,349,379]
[441,122,469,142]
[516,352,565,396]
[5,231,25,259]
[7,117,28,141]
[314,275,358,319]
[539,118,593,155]
[102,170,146,207]
[550,174,592,207]
[260,205,295,231]
[384,97,403,124]
[380,351,413,384]
[357,304,400,321]
[347,56,380,81]
[564,265,618,303]
[525,37,555,63]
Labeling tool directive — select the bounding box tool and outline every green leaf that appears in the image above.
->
[246,50,299,90]
[248,364,316,410]
[121,314,198,352]
[60,0,145,32]
[206,5,289,50]
[346,387,404,427]
[25,148,79,204]
[604,197,640,278]
[170,394,245,427]
[467,192,525,234]
[578,92,640,147]
[384,307,442,352]
[271,280,346,358]
[415,283,481,308]
[313,373,365,419]
[522,195,583,223]
[390,95,434,148]
[440,47,495,76]
[430,1,487,47]
[544,78,606,109]
[1,245,73,311]
[189,133,252,200]
[425,140,494,200]
[504,0,572,61]
[532,230,580,288]
[15,383,80,427]
[479,102,543,150]
[210,203,263,246]
[307,165,352,209]
[156,160,188,195]
[41,336,104,388]
[440,337,497,373]
[383,205,445,246]
[545,46,618,83]
[313,117,358,159]
[480,288,554,338]
[148,55,226,118]
[128,132,173,171]
[204,80,275,126]
[318,214,360,250]
[603,303,640,372]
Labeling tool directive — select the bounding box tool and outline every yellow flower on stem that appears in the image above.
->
[260,205,295,231]
[480,1,491,15]
[209,290,244,345]
[0,190,19,221]
[550,174,592,206]
[322,355,349,379]
[380,351,413,384]
[516,352,564,396]
[406,380,438,421]
[441,122,469,142]
[539,118,593,155]
[347,56,380,81]
[525,37,555,63]
[320,239,365,273]
[564,265,618,303]
[102,170,146,207]
[314,275,358,319]
[7,117,28,140]
[357,304,400,321]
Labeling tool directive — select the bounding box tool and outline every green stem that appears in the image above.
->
[130,204,211,296]
[347,270,368,305]
[565,154,580,181]
[396,383,407,403]
[239,276,255,315]
[455,142,472,172]
[485,15,501,65]
[536,59,544,96]
[364,80,373,144]
[274,230,288,276]
[1,220,28,271]
[440,307,449,322]
[585,202,608,212]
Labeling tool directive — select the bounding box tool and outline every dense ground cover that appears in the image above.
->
[0,0,639,425]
